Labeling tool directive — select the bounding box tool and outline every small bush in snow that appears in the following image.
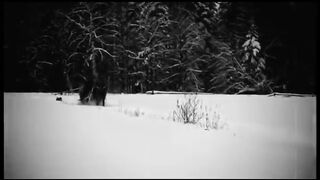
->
[202,107,222,130]
[173,95,226,130]
[133,108,142,117]
[122,107,144,117]
[173,94,204,124]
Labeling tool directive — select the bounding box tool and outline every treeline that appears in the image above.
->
[18,2,282,94]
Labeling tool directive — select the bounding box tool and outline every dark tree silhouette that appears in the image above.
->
[15,2,316,102]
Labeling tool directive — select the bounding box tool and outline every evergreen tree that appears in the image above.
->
[19,2,278,98]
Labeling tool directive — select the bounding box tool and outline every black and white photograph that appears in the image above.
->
[3,2,317,179]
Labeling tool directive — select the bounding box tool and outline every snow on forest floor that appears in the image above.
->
[4,93,316,179]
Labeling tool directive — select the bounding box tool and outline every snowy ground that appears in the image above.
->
[4,93,316,179]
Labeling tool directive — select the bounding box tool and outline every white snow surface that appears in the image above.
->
[4,93,316,178]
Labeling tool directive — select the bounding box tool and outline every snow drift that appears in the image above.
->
[4,93,316,178]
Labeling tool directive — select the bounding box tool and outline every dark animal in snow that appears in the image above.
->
[91,86,107,106]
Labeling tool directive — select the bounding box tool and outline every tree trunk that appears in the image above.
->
[107,76,110,93]
[152,68,155,94]
[65,72,73,92]
[124,71,128,93]
[140,82,144,93]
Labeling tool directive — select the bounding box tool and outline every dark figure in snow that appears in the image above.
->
[79,80,93,103]
[79,80,107,106]
[91,85,107,106]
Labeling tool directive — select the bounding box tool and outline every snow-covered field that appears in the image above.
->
[4,93,316,179]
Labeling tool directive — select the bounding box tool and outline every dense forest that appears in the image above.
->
[4,2,317,95]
